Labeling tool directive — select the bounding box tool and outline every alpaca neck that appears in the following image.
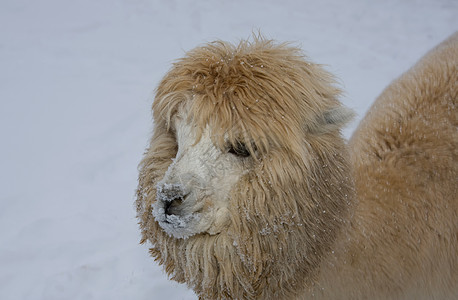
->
[305,179,364,298]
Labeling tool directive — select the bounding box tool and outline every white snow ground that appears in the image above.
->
[0,0,456,299]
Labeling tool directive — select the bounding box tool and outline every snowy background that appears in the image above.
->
[0,0,456,299]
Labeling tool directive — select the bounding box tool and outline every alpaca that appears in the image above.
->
[136,33,457,299]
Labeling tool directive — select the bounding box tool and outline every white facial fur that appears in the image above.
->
[153,109,249,239]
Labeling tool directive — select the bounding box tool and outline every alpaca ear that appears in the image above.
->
[323,106,355,126]
[311,106,355,134]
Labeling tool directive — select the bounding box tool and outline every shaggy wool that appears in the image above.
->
[136,33,457,299]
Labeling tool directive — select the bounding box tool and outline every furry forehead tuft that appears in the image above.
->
[153,37,348,155]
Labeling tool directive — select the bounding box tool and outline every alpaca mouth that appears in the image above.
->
[154,210,202,239]
[156,192,190,221]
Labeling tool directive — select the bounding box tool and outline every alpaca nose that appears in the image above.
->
[157,183,185,216]
[164,195,184,216]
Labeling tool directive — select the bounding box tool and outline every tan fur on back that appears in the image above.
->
[136,33,457,299]
[336,32,458,299]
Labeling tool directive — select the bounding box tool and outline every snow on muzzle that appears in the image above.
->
[152,175,211,239]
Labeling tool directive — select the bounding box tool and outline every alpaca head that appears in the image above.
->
[136,37,355,299]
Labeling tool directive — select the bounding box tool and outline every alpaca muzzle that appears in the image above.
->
[152,182,204,239]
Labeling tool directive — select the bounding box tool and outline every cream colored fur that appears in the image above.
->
[136,33,457,299]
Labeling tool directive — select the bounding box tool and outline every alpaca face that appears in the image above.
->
[153,108,249,239]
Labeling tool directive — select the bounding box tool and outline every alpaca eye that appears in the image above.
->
[228,142,250,157]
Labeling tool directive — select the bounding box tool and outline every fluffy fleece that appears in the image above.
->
[136,33,457,299]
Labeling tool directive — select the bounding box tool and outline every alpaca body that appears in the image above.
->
[311,32,458,300]
[136,33,457,299]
